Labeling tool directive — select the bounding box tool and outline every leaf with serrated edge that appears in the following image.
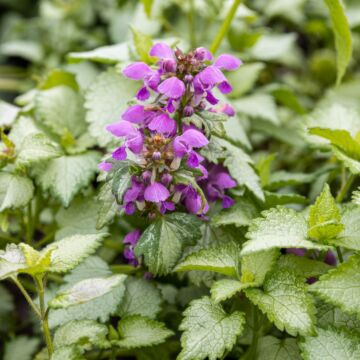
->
[112,315,173,349]
[211,279,252,303]
[242,207,327,255]
[178,296,245,360]
[174,242,240,277]
[245,269,316,336]
[257,336,301,360]
[49,275,127,309]
[300,326,360,360]
[0,173,34,211]
[51,345,85,360]
[0,244,26,280]
[53,320,108,350]
[47,233,105,273]
[117,277,162,319]
[310,253,360,316]
[135,213,202,275]
[35,151,100,207]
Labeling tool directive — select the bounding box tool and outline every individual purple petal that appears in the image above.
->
[123,62,152,80]
[98,162,113,172]
[222,195,235,208]
[180,129,209,148]
[144,182,170,202]
[162,59,177,73]
[124,179,144,202]
[106,120,137,137]
[218,81,232,94]
[148,113,176,134]
[122,105,146,123]
[144,71,161,90]
[194,47,213,61]
[185,193,202,214]
[287,248,307,257]
[214,54,242,70]
[158,77,185,99]
[136,86,150,101]
[220,103,235,116]
[112,146,127,160]
[123,229,141,245]
[161,173,173,186]
[149,43,174,59]
[206,91,219,105]
[216,172,237,189]
[126,132,144,154]
[166,98,175,113]
[187,151,203,168]
[124,202,136,215]
[199,66,226,87]
[160,201,175,214]
[324,250,337,266]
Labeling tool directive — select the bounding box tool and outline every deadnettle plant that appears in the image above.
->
[100,43,241,266]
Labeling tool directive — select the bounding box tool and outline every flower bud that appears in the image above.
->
[162,58,177,73]
[183,105,194,117]
[161,173,173,186]
[152,151,162,160]
[141,170,152,183]
[184,74,193,84]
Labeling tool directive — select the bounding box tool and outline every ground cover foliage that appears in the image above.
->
[1,0,360,359]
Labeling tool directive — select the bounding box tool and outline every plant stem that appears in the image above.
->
[210,0,242,54]
[12,276,41,319]
[336,246,344,263]
[242,307,259,360]
[35,276,54,357]
[26,203,33,244]
[336,173,355,203]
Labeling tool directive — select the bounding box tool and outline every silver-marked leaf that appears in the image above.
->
[0,244,26,280]
[257,336,301,360]
[178,296,245,360]
[245,269,316,336]
[49,275,127,309]
[210,279,251,303]
[135,213,202,275]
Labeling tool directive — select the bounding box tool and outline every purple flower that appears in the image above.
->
[122,105,146,123]
[149,43,174,59]
[144,182,170,203]
[106,120,144,157]
[214,54,242,70]
[148,113,176,135]
[123,229,141,267]
[123,62,152,80]
[158,77,185,99]
[194,47,213,61]
[98,162,113,172]
[173,129,209,158]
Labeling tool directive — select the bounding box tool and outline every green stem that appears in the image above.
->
[336,173,355,203]
[242,307,259,360]
[12,276,41,319]
[210,0,242,53]
[26,203,33,244]
[35,277,54,357]
[336,246,344,263]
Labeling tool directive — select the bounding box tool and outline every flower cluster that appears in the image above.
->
[101,43,241,265]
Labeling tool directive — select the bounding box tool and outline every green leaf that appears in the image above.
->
[117,277,162,319]
[47,233,104,273]
[241,249,279,285]
[0,244,26,279]
[268,171,315,190]
[131,27,153,63]
[277,254,332,278]
[308,184,344,241]
[16,133,62,166]
[140,0,154,17]
[53,320,108,350]
[85,70,139,147]
[174,242,240,277]
[68,43,131,64]
[49,275,127,309]
[323,0,352,85]
[242,207,327,255]
[51,346,84,360]
[49,257,123,328]
[310,253,360,316]
[135,213,202,275]
[300,327,360,360]
[178,296,245,360]
[245,269,316,336]
[35,152,100,207]
[112,315,173,349]
[334,204,360,250]
[210,279,251,303]
[55,197,108,240]
[256,153,276,187]
[0,173,34,211]
[211,199,258,228]
[257,336,301,360]
[35,86,86,138]
[0,100,19,127]
[111,161,132,203]
[39,69,79,91]
[4,336,39,360]
[96,181,118,229]
[264,191,308,207]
